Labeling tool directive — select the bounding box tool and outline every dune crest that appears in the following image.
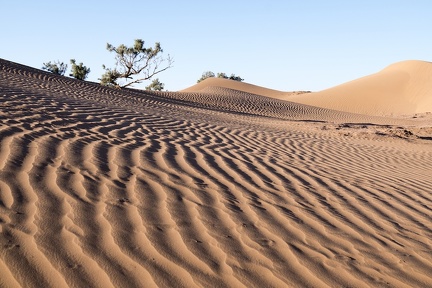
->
[1,58,432,287]
[181,77,298,99]
[289,60,432,116]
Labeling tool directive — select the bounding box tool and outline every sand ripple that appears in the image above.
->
[1,59,432,287]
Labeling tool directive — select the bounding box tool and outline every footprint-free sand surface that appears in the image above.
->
[1,58,431,287]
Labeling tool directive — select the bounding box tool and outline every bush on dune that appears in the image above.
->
[197,71,244,83]
[100,39,173,88]
[42,61,68,76]
[70,59,91,80]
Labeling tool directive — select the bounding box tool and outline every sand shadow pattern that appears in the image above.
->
[1,59,432,287]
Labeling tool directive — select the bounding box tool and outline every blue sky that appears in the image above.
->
[1,1,431,91]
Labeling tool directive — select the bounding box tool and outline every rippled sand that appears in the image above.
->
[1,59,431,287]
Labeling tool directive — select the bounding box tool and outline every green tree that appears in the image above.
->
[42,61,68,75]
[216,72,228,79]
[69,59,90,80]
[145,78,165,91]
[228,74,244,81]
[100,39,173,88]
[197,71,244,83]
[99,68,121,87]
[197,71,215,83]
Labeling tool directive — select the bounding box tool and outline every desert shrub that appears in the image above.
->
[42,61,68,75]
[197,71,243,83]
[100,39,173,88]
[145,78,165,91]
[70,59,90,80]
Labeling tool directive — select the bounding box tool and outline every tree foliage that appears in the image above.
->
[227,74,244,81]
[100,39,173,88]
[197,71,215,83]
[70,59,90,80]
[145,78,165,91]
[197,71,244,83]
[42,61,68,75]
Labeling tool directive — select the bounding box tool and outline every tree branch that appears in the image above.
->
[101,39,173,88]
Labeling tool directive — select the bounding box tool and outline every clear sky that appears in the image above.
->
[1,1,431,91]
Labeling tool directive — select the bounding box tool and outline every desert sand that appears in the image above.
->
[0,58,431,287]
[288,60,432,116]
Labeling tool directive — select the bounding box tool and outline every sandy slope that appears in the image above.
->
[181,77,298,99]
[288,60,432,116]
[0,58,432,287]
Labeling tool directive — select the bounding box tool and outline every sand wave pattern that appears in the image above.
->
[1,59,432,287]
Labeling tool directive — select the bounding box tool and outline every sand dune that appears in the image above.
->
[288,60,432,116]
[181,77,297,99]
[181,60,432,117]
[1,58,432,287]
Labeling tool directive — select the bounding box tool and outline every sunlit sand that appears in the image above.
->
[1,58,431,287]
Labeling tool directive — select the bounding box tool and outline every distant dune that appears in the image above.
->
[1,58,432,287]
[181,77,293,99]
[288,60,432,116]
[183,60,432,116]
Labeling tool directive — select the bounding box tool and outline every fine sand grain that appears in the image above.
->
[0,58,432,287]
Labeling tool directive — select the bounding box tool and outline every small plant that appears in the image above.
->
[145,78,165,91]
[42,61,68,75]
[100,39,173,88]
[197,71,215,83]
[197,71,244,83]
[69,59,90,80]
[227,74,244,81]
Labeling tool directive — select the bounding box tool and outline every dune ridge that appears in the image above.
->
[181,77,301,99]
[1,58,432,287]
[288,60,432,116]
